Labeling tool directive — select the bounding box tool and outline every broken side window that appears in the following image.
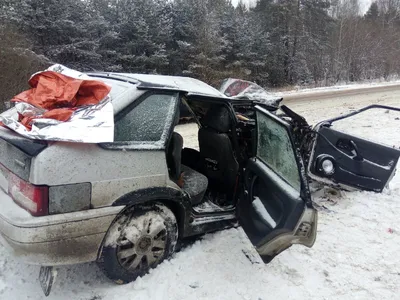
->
[114,93,177,143]
[257,111,301,191]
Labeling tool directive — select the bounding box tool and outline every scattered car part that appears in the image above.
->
[39,266,57,297]
[308,105,400,192]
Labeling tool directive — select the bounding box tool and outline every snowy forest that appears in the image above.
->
[1,0,400,111]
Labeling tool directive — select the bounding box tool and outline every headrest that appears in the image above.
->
[202,105,231,133]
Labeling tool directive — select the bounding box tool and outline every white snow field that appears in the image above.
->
[0,86,399,300]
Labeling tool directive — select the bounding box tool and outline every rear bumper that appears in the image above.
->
[0,188,124,266]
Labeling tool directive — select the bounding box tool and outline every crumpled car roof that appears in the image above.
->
[87,73,227,99]
[219,78,282,105]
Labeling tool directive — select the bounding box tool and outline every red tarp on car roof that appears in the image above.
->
[10,71,111,130]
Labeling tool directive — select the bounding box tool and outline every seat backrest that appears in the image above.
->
[198,106,239,190]
[201,105,232,133]
[167,132,183,181]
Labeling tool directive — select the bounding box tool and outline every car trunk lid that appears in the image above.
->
[0,127,47,185]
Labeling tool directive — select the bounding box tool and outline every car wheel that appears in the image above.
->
[97,203,178,284]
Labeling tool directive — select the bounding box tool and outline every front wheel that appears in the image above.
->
[97,203,178,284]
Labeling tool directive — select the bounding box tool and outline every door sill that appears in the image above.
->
[193,200,235,214]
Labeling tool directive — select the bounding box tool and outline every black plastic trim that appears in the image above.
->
[113,187,185,206]
[112,186,192,237]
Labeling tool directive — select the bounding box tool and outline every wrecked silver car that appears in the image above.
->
[0,70,318,296]
[0,67,398,296]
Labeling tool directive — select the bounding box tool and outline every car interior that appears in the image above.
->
[166,97,255,209]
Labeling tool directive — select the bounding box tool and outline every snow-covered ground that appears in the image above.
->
[274,78,400,97]
[1,87,400,300]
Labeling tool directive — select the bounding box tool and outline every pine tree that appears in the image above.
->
[1,0,400,98]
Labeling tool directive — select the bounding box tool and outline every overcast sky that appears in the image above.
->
[230,0,372,14]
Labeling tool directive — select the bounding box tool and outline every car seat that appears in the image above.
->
[198,105,239,194]
[167,132,208,205]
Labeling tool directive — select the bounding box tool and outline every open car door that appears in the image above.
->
[237,106,317,263]
[308,105,400,192]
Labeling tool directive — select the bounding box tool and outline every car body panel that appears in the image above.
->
[237,106,317,262]
[309,126,400,192]
[0,231,105,266]
[0,187,124,265]
[88,72,227,99]
[30,144,169,206]
[27,90,181,208]
[309,105,400,192]
[92,175,168,208]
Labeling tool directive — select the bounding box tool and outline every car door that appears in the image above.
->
[237,105,318,263]
[308,105,400,192]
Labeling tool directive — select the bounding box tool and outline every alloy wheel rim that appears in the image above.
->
[116,216,167,272]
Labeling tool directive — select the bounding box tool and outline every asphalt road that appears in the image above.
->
[282,83,400,124]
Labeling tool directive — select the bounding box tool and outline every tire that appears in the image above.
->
[97,203,178,284]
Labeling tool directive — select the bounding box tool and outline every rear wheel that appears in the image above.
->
[97,203,178,284]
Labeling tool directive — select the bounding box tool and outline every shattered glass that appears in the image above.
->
[257,112,301,191]
[219,78,282,107]
[114,94,178,143]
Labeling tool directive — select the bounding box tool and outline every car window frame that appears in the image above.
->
[256,110,301,192]
[254,105,311,203]
[99,90,180,151]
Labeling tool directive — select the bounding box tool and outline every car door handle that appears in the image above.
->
[336,139,363,161]
[349,140,363,161]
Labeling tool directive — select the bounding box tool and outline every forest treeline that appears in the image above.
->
[1,0,400,111]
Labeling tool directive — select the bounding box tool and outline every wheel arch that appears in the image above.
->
[113,186,189,228]
[96,188,185,283]
[96,187,191,259]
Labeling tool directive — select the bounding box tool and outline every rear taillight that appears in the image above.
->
[8,173,49,216]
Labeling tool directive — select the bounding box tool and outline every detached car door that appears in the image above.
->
[308,105,400,192]
[237,106,318,263]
